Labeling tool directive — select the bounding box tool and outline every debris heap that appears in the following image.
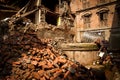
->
[0,22,95,80]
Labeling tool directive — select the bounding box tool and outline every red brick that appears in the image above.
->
[23,72,30,79]
[53,57,59,64]
[33,48,37,51]
[50,76,62,80]
[27,64,35,70]
[38,61,46,66]
[58,58,67,63]
[36,49,40,52]
[61,63,68,69]
[31,61,38,65]
[32,72,40,79]
[46,48,52,54]
[64,71,70,79]
[32,51,36,55]
[38,70,44,77]
[32,57,40,61]
[43,64,53,69]
[50,77,55,80]
[50,54,55,60]
[49,68,60,73]
[53,70,63,78]
[46,60,53,67]
[21,53,27,58]
[24,45,30,49]
[29,55,33,59]
[40,77,46,80]
[44,73,50,79]
[12,61,21,66]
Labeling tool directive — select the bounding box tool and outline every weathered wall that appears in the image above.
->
[63,50,98,65]
[36,27,74,42]
[75,3,116,39]
[60,43,99,65]
[70,0,120,50]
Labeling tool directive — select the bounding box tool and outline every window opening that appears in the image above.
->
[83,15,91,29]
[99,12,108,27]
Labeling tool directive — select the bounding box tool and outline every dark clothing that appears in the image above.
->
[94,39,109,52]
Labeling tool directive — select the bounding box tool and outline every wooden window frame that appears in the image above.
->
[83,15,91,29]
[99,12,108,27]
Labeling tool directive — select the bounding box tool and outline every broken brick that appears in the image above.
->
[32,72,40,79]
[27,64,35,70]
[53,70,63,78]
[31,61,38,65]
[0,24,95,80]
[12,61,21,66]
[38,70,44,77]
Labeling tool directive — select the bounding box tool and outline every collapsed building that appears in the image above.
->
[0,0,97,80]
[0,0,120,45]
[0,0,120,64]
[0,0,120,80]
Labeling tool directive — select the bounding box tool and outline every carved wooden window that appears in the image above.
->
[83,14,91,29]
[97,8,109,27]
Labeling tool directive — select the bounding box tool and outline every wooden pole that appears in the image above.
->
[35,9,41,24]
[35,0,42,24]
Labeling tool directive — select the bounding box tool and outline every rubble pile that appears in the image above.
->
[0,28,95,80]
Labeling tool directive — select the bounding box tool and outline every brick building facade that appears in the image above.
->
[70,0,120,49]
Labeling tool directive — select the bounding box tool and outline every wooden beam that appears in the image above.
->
[0,9,18,12]
[16,0,32,14]
[20,8,39,18]
[35,0,42,24]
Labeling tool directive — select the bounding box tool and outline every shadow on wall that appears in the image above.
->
[109,0,120,51]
